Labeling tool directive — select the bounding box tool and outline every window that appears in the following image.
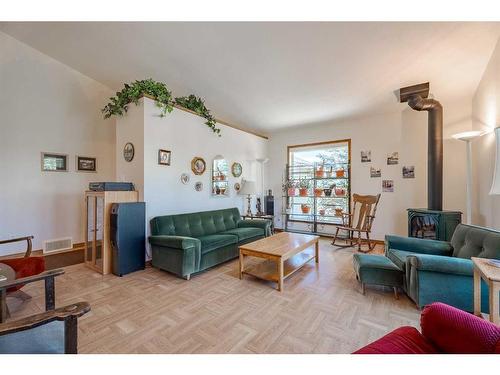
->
[285,140,350,234]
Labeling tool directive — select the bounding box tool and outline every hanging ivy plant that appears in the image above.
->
[174,94,221,136]
[102,79,174,118]
[102,79,221,136]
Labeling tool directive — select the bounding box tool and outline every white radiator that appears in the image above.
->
[43,237,73,254]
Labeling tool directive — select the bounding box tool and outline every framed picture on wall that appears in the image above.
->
[158,149,171,165]
[41,152,68,172]
[76,156,97,172]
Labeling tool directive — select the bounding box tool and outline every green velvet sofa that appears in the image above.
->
[149,207,271,279]
[385,223,500,312]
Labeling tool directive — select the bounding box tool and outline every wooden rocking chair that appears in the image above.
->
[331,193,381,252]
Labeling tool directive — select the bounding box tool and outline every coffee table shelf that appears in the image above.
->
[242,249,316,282]
[239,232,319,291]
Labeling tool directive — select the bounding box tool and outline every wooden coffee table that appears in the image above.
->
[239,232,320,291]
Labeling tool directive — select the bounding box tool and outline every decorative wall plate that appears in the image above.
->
[234,182,241,192]
[231,162,242,177]
[181,173,190,184]
[195,182,203,192]
[191,157,206,175]
[123,142,135,162]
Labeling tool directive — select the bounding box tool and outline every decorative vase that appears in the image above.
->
[288,188,296,196]
[314,188,323,197]
[323,188,332,197]
[319,208,326,216]
[335,208,343,217]
[299,188,308,197]
[336,168,345,178]
[301,204,310,214]
[220,188,226,195]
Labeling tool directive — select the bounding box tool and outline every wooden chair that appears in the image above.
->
[332,193,381,252]
[0,302,90,354]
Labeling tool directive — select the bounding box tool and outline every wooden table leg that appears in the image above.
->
[239,251,245,280]
[489,282,499,325]
[0,288,7,323]
[277,258,284,292]
[315,240,319,264]
[473,268,482,317]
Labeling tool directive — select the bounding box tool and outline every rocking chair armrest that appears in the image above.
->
[0,268,64,290]
[0,302,90,336]
[0,236,34,257]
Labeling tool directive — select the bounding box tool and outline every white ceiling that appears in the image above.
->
[1,22,499,134]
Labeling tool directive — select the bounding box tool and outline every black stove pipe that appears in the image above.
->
[407,95,443,211]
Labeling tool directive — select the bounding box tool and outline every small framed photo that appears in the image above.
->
[158,149,171,166]
[41,152,68,172]
[361,150,371,163]
[387,152,399,165]
[370,167,381,178]
[402,165,415,178]
[382,179,394,192]
[76,156,97,172]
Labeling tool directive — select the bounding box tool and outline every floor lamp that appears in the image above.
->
[452,130,484,224]
[255,158,269,215]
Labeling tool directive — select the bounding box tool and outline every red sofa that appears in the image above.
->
[354,302,500,354]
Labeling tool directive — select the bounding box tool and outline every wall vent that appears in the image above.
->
[43,237,73,254]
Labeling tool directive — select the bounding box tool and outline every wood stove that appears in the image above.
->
[399,83,462,241]
[407,209,462,241]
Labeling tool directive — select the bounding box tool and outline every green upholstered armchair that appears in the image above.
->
[149,207,271,279]
[385,224,500,312]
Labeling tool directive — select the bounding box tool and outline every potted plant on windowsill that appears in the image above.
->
[298,179,310,197]
[301,204,311,214]
[336,167,345,178]
[314,187,323,197]
[282,180,297,196]
[315,165,324,178]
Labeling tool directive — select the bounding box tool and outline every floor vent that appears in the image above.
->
[43,237,73,254]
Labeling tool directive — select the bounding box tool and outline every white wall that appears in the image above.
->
[471,37,500,229]
[0,31,115,255]
[115,98,268,253]
[266,108,467,240]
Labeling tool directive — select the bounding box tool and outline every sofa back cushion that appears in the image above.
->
[451,224,500,259]
[151,208,241,237]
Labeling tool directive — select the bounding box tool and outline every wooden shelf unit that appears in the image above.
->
[84,190,139,275]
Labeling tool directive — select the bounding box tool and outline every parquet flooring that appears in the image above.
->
[7,239,420,353]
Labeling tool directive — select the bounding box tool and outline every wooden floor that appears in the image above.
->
[7,239,420,353]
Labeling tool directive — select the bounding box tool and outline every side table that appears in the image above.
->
[241,214,275,234]
[472,257,500,325]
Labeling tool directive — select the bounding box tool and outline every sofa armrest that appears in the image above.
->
[408,254,473,276]
[237,219,271,236]
[385,235,453,256]
[148,235,200,250]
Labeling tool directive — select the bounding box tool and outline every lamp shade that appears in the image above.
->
[490,127,500,195]
[239,180,257,195]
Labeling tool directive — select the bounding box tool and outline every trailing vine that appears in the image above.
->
[174,94,221,136]
[102,79,221,136]
[102,79,174,118]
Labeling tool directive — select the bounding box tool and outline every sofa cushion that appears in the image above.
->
[197,234,238,254]
[386,249,414,271]
[421,302,500,354]
[450,224,500,260]
[353,326,439,354]
[0,321,64,354]
[150,208,242,237]
[221,227,264,242]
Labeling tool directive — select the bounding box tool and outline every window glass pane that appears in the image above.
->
[287,141,350,227]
